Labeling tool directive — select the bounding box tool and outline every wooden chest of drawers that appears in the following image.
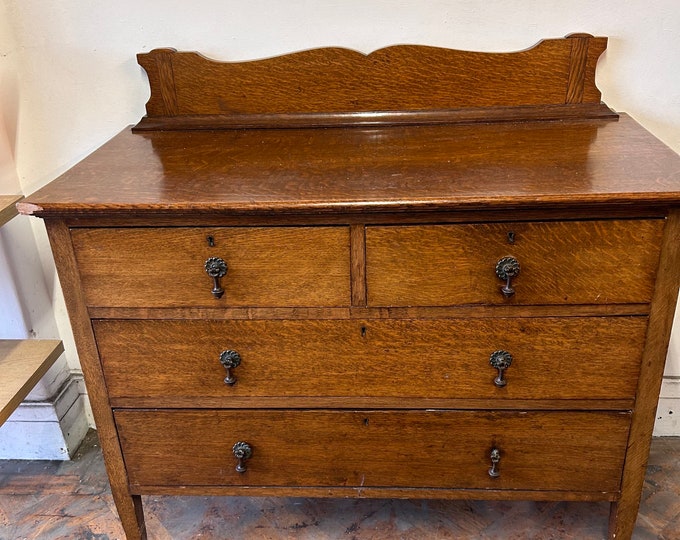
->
[20,35,680,539]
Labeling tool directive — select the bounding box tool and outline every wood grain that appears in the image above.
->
[7,432,680,538]
[70,226,350,308]
[0,194,22,228]
[350,224,367,306]
[94,317,646,402]
[109,396,635,411]
[0,340,63,425]
[366,220,664,306]
[565,34,590,104]
[43,220,147,540]
[87,303,650,321]
[116,409,630,493]
[136,36,609,128]
[19,115,680,219]
[133,103,617,131]
[608,210,680,540]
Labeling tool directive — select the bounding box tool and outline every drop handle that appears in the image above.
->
[488,448,501,478]
[205,257,228,299]
[495,256,520,298]
[232,441,252,473]
[489,350,513,387]
[219,350,241,386]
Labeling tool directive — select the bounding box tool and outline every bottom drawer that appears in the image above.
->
[116,410,630,493]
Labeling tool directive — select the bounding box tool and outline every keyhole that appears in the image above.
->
[507,231,515,244]
[206,235,215,247]
[361,326,367,338]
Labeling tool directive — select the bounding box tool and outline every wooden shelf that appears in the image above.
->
[1,195,66,427]
[0,340,64,426]
[0,195,23,228]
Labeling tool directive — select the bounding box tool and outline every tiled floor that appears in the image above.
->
[0,431,678,539]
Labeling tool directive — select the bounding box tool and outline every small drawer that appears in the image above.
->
[366,220,663,306]
[95,317,646,403]
[71,226,350,308]
[115,409,630,492]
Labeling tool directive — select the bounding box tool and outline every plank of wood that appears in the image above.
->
[0,195,23,228]
[0,339,64,425]
[135,36,610,125]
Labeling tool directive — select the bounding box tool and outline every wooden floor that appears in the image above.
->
[0,431,678,539]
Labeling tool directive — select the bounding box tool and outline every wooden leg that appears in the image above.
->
[133,495,148,540]
[608,501,633,540]
[608,212,680,540]
[110,490,146,540]
[44,221,147,540]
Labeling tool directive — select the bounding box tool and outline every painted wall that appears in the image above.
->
[2,1,679,432]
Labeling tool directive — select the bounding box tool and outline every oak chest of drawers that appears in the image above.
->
[20,35,680,539]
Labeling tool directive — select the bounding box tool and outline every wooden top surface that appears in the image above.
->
[0,194,23,227]
[0,339,64,425]
[18,114,680,218]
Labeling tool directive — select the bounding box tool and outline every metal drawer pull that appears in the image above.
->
[495,256,520,298]
[488,448,501,478]
[204,257,228,299]
[219,350,242,385]
[489,350,513,387]
[232,441,252,473]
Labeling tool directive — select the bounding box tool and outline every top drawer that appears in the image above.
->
[71,227,350,308]
[366,220,663,307]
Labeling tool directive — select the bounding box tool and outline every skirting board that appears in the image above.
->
[653,379,680,436]
[0,372,89,460]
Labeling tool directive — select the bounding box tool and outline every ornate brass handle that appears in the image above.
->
[219,350,241,386]
[205,257,228,299]
[489,350,513,387]
[495,256,520,298]
[232,441,252,473]
[488,448,501,478]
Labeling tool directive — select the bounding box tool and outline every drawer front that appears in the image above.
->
[116,409,630,492]
[366,220,663,306]
[71,227,350,308]
[95,317,646,401]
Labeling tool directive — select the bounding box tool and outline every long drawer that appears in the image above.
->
[95,317,646,402]
[71,226,351,308]
[115,409,631,492]
[366,220,664,306]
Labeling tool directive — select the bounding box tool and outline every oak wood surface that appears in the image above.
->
[43,220,147,540]
[132,485,620,502]
[109,396,636,411]
[54,205,671,229]
[0,340,63,426]
[71,226,350,308]
[133,103,618,131]
[609,210,680,540]
[0,195,22,228]
[366,220,663,306]
[349,224,367,307]
[87,303,651,321]
[17,115,680,218]
[115,409,630,493]
[94,317,646,402]
[135,35,609,128]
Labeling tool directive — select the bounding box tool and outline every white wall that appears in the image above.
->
[2,1,679,430]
